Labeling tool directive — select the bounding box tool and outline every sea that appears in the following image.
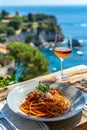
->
[0,6,87,73]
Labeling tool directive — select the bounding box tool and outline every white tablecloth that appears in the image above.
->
[0,101,50,130]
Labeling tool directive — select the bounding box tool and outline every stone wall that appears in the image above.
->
[0,60,15,76]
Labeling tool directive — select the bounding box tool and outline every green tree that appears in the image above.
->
[27,13,33,22]
[25,34,36,43]
[7,42,49,80]
[0,36,6,42]
[34,14,47,21]
[22,16,28,22]
[0,14,2,21]
[27,22,32,29]
[21,27,27,32]
[8,16,22,30]
[7,27,15,36]
[1,10,9,19]
[37,22,44,35]
[45,22,55,33]
[0,24,6,34]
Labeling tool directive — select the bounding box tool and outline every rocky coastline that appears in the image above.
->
[0,10,64,47]
[0,10,82,48]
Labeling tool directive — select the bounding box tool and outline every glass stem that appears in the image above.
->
[60,58,64,75]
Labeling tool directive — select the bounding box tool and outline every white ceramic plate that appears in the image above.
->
[7,81,86,122]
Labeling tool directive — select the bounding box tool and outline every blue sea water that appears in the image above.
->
[0,6,87,73]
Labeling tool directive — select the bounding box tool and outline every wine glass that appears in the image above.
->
[53,35,72,81]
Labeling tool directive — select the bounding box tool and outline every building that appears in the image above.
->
[0,43,15,76]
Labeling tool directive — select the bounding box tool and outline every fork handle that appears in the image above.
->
[1,113,20,130]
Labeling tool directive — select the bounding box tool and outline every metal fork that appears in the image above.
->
[0,112,20,130]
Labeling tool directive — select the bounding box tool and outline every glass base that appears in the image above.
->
[55,74,69,82]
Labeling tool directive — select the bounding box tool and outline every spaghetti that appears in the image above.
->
[19,85,69,118]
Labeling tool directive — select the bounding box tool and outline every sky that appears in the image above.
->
[0,0,87,6]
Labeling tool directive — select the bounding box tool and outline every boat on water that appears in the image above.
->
[76,50,83,55]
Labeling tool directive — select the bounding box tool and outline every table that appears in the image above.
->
[0,64,87,130]
[39,65,87,130]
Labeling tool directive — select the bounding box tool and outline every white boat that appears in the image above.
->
[77,50,83,55]
[49,47,53,51]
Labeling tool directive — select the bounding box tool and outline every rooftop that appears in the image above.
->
[0,43,9,55]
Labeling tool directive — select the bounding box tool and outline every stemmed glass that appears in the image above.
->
[54,35,72,81]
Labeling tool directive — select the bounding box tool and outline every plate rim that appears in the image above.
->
[7,81,86,122]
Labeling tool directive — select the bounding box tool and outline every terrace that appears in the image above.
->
[0,64,87,130]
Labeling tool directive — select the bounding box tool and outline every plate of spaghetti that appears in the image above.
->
[7,81,86,122]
